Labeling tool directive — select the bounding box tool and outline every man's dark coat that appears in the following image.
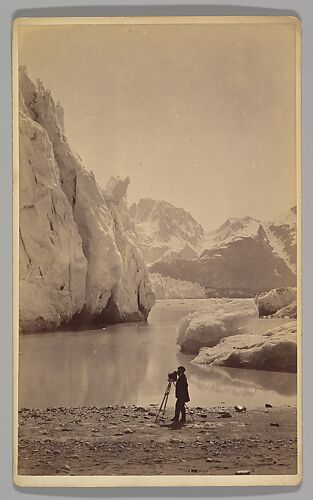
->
[175,373,190,402]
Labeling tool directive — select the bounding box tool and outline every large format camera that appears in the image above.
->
[168,370,178,382]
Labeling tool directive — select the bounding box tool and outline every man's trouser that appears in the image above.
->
[174,398,186,421]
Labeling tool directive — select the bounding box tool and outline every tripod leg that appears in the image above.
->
[155,382,171,423]
[155,391,167,423]
[161,391,170,420]
[161,381,173,420]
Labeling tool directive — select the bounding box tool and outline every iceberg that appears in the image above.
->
[176,299,258,354]
[274,301,297,319]
[192,321,297,373]
[254,287,297,317]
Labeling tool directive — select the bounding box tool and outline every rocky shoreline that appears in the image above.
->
[18,404,297,476]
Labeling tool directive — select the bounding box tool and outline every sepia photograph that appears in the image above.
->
[13,16,301,487]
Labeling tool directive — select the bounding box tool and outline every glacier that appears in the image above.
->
[19,67,155,332]
[149,273,206,299]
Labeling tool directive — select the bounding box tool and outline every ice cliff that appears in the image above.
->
[149,273,206,299]
[19,67,155,332]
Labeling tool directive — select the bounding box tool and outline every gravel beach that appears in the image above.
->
[18,404,297,476]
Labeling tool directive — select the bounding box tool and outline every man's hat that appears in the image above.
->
[177,366,186,371]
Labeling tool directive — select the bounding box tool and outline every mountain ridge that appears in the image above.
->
[131,198,297,296]
[129,198,204,264]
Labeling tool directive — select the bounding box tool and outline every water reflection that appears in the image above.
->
[183,361,297,397]
[19,299,297,409]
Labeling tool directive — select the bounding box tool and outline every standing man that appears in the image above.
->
[171,366,190,424]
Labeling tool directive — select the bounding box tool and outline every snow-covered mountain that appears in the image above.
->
[19,68,155,332]
[149,208,297,296]
[200,209,297,273]
[131,197,297,281]
[129,198,204,264]
[265,207,297,273]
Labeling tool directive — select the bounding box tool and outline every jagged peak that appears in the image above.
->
[105,176,130,202]
[131,197,203,229]
[222,215,258,226]
[19,67,61,126]
[266,206,297,228]
[132,197,186,211]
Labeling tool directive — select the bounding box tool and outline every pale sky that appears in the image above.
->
[18,21,297,229]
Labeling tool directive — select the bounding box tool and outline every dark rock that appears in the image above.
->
[218,411,232,418]
[270,423,280,427]
[265,403,273,408]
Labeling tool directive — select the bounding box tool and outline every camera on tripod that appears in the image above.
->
[155,368,194,424]
[168,370,178,382]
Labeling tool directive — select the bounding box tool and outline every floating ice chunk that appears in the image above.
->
[254,287,297,317]
[176,299,258,354]
[192,321,297,373]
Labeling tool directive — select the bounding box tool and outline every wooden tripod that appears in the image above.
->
[155,380,174,423]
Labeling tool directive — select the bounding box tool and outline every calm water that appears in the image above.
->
[19,299,296,409]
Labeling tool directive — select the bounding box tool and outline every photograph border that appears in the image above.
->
[12,15,302,488]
